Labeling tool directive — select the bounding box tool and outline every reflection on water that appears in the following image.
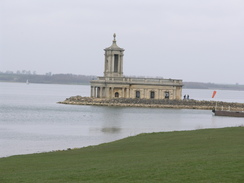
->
[101,127,121,133]
[0,82,244,157]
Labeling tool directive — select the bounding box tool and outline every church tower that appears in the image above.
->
[104,34,124,77]
[90,34,182,100]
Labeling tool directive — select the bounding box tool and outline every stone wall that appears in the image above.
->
[59,96,244,111]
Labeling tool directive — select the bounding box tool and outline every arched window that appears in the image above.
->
[165,91,169,99]
[115,92,119,98]
[150,91,155,99]
[136,91,140,98]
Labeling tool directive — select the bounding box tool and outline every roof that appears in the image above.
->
[104,33,124,51]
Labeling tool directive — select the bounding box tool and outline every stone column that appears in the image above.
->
[104,52,108,76]
[116,55,119,75]
[90,86,94,97]
[120,54,123,75]
[112,55,114,73]
[108,87,111,99]
[109,52,112,74]
[111,87,114,98]
[122,88,124,98]
[104,87,108,98]
[173,88,176,100]
[94,87,96,98]
[101,87,104,98]
[100,87,103,98]
[118,55,123,76]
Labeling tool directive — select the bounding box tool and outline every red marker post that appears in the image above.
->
[212,91,217,98]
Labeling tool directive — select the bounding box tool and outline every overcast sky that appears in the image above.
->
[1,0,244,84]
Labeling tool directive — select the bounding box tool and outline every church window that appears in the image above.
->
[114,54,119,72]
[115,92,119,98]
[150,91,155,99]
[136,91,140,98]
[165,91,169,99]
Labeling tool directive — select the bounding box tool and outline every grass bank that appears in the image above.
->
[0,127,244,183]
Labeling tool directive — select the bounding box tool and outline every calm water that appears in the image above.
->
[1,82,244,157]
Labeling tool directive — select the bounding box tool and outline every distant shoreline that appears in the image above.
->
[1,80,244,91]
[59,96,244,111]
[1,73,244,91]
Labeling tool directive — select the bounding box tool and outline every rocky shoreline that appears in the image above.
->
[58,96,244,111]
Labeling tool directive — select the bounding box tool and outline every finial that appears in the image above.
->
[113,33,116,41]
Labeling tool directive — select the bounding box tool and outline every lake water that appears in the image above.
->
[1,82,244,157]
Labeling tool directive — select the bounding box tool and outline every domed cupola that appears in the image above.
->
[104,34,125,77]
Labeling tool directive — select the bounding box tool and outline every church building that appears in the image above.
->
[90,34,183,100]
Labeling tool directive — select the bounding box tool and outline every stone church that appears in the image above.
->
[90,34,183,100]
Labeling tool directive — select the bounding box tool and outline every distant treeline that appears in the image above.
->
[183,82,244,91]
[0,72,244,90]
[0,73,96,85]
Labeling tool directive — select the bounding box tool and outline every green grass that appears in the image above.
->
[0,127,244,183]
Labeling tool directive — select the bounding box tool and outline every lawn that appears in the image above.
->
[0,127,243,183]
